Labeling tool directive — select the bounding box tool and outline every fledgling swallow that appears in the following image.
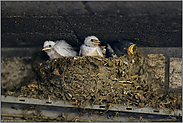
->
[79,36,104,57]
[100,46,106,57]
[42,40,77,60]
[106,40,137,57]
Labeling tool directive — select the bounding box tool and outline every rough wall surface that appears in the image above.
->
[1,1,182,48]
[169,58,182,89]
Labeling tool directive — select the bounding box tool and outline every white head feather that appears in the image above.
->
[84,36,99,47]
[79,36,104,57]
[43,41,55,51]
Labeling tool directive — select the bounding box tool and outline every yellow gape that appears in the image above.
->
[129,44,136,54]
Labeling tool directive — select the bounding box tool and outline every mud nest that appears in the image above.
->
[5,53,182,110]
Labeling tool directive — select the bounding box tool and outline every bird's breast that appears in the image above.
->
[86,48,100,56]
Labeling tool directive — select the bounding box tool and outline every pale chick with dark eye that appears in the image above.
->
[79,36,104,57]
[42,40,77,60]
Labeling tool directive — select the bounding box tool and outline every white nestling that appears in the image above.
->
[42,40,77,60]
[79,36,104,57]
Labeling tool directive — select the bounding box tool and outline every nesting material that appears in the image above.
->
[2,54,182,110]
[169,58,182,89]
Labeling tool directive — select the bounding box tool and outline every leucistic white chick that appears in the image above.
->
[79,36,104,57]
[42,40,77,60]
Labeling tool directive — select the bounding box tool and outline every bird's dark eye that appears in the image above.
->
[49,45,52,47]
[91,39,94,41]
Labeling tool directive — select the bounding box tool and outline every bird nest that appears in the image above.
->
[5,53,182,110]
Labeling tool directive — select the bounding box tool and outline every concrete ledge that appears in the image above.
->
[137,47,182,58]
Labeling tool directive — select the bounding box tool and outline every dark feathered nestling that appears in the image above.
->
[106,40,137,57]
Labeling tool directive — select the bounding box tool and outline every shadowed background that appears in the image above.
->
[1,1,182,49]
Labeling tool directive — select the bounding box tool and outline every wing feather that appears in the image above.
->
[53,40,77,57]
[97,46,104,57]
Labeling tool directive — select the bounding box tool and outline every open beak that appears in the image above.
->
[92,40,100,44]
[129,44,136,54]
[42,47,51,51]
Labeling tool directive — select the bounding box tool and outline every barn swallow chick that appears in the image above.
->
[100,46,106,57]
[79,36,104,57]
[100,46,106,54]
[106,40,137,57]
[42,40,77,60]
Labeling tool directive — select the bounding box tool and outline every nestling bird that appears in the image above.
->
[100,46,106,54]
[106,40,137,57]
[79,36,104,57]
[100,46,106,57]
[42,40,77,60]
